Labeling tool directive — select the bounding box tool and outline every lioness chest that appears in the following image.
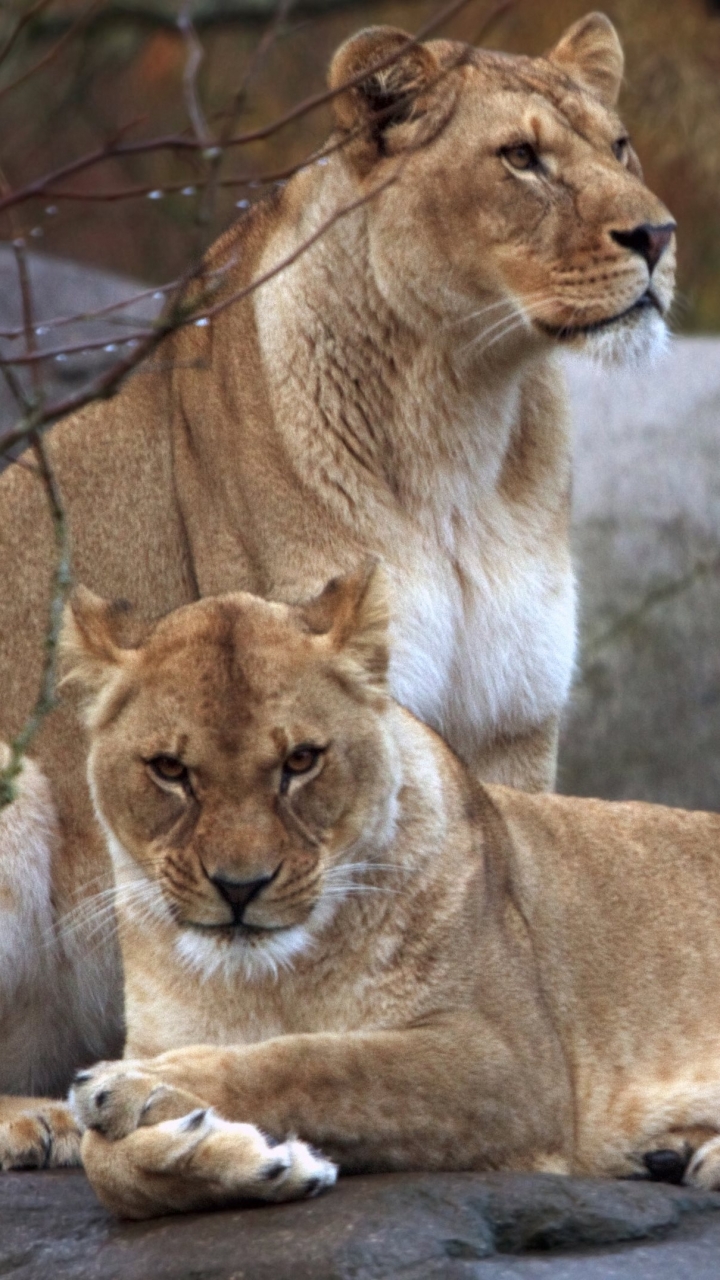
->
[386,507,575,766]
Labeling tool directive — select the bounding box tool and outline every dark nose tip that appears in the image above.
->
[211,873,273,924]
[610,221,676,273]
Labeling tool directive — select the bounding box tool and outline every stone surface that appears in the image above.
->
[0,247,161,458]
[1,1169,719,1279]
[560,340,720,810]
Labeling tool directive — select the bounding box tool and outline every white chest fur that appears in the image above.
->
[386,497,576,765]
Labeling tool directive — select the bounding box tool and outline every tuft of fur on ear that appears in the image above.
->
[328,27,453,170]
[59,586,132,697]
[301,560,390,686]
[547,12,624,109]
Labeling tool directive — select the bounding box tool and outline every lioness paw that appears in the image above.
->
[153,1110,337,1203]
[685,1136,720,1191]
[70,1062,205,1141]
[0,1104,81,1170]
[81,1108,337,1218]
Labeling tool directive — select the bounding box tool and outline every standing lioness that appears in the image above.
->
[43,565,720,1218]
[0,13,674,1115]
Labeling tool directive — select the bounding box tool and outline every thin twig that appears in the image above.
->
[0,433,73,810]
[12,238,43,400]
[0,280,175,341]
[0,165,401,453]
[0,0,55,71]
[32,130,351,202]
[0,0,104,101]
[178,8,211,148]
[231,0,296,108]
[0,0,498,214]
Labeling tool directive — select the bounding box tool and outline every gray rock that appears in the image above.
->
[0,246,162,456]
[561,339,720,810]
[1,1169,718,1279]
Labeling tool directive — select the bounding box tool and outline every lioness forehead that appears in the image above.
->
[115,596,326,752]
[143,595,308,689]
[459,46,621,141]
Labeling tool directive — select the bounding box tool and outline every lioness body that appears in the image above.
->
[0,13,675,1116]
[54,573,720,1219]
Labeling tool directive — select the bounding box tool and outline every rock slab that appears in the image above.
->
[1,1170,719,1280]
[561,340,720,810]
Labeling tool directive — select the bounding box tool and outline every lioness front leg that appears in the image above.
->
[71,1063,336,1219]
[72,1022,565,1216]
[0,1097,81,1170]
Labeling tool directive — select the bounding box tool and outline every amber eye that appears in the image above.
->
[501,143,540,172]
[148,755,188,785]
[283,746,322,777]
[612,137,629,164]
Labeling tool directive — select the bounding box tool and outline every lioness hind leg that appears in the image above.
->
[0,1099,81,1169]
[81,1111,337,1219]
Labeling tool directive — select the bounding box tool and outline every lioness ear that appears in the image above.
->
[60,586,132,695]
[329,27,447,168]
[302,560,390,686]
[547,12,624,109]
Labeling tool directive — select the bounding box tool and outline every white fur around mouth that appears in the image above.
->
[541,299,669,369]
[174,922,314,983]
[173,894,341,983]
[536,290,662,340]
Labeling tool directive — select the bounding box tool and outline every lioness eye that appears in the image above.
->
[612,137,629,164]
[501,143,540,172]
[148,755,188,784]
[283,746,321,777]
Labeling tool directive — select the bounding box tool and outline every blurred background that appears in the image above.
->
[1,0,719,809]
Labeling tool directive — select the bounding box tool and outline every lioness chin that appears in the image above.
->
[0,11,675,1132]
[13,564,719,1218]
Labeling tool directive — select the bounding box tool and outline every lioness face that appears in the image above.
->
[63,568,396,976]
[331,15,675,365]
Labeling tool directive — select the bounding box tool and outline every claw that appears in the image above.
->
[179,1109,208,1133]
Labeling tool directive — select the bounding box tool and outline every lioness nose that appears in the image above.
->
[610,222,676,273]
[211,873,273,923]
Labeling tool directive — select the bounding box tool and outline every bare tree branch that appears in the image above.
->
[0,0,503,215]
[0,164,402,450]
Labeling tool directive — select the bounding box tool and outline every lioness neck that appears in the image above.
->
[255,165,562,529]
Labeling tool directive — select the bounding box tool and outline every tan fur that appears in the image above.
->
[38,567,720,1219]
[0,13,675,1135]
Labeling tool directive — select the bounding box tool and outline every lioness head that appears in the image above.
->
[327,12,675,364]
[61,566,400,979]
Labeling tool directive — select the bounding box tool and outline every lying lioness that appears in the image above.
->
[24,564,719,1217]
